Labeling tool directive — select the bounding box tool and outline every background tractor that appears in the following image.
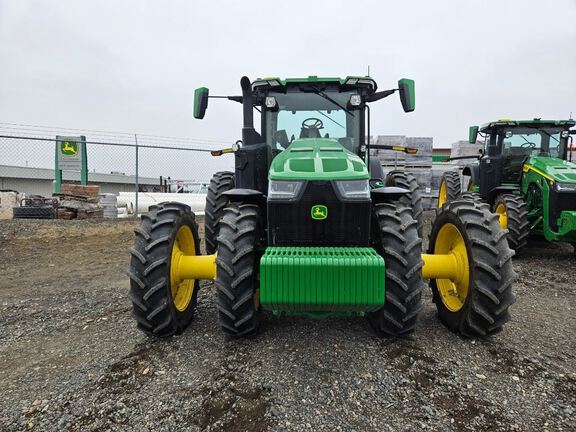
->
[438,119,576,253]
[128,76,516,339]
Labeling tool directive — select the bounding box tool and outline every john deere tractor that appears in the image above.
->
[439,119,576,253]
[128,76,515,339]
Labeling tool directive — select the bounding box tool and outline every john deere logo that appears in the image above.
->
[61,141,78,156]
[311,205,327,220]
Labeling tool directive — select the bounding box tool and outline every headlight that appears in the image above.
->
[334,180,370,199]
[553,182,576,192]
[349,94,362,106]
[268,180,305,200]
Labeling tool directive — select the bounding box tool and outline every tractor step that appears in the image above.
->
[260,247,385,312]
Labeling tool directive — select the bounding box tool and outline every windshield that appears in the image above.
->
[264,90,361,154]
[501,127,567,159]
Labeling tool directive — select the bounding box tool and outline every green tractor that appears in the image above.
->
[438,119,576,253]
[128,76,515,339]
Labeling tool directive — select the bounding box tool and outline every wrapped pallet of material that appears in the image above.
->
[405,137,432,166]
[450,140,483,166]
[370,135,406,165]
[101,193,118,219]
[0,190,20,220]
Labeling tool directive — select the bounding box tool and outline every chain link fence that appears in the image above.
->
[0,123,235,217]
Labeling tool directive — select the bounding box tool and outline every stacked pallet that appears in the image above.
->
[371,135,433,167]
[56,184,103,219]
[405,137,432,166]
[370,135,406,166]
[450,140,483,166]
[101,193,118,219]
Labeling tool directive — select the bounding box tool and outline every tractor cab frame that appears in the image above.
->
[467,119,576,203]
[194,76,415,198]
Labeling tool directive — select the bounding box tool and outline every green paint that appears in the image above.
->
[268,138,369,181]
[254,75,376,88]
[311,205,328,220]
[259,247,385,313]
[193,87,209,119]
[398,78,415,112]
[521,155,576,242]
[469,126,479,144]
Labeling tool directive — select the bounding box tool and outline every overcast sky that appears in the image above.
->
[1,0,575,150]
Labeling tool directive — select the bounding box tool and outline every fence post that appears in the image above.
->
[134,133,139,218]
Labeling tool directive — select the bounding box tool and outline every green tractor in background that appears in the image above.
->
[128,75,516,339]
[438,119,576,253]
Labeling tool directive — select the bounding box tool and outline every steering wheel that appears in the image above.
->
[521,142,536,149]
[302,118,324,130]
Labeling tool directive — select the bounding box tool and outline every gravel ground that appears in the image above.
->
[0,214,574,431]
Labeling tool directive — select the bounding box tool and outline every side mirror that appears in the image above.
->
[398,78,415,112]
[193,87,209,119]
[469,126,479,144]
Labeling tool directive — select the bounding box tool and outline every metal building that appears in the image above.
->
[0,164,159,196]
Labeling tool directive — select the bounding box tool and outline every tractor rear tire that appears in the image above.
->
[438,171,461,207]
[428,199,516,337]
[385,171,424,236]
[368,203,424,337]
[205,171,235,254]
[216,203,262,338]
[493,194,529,254]
[128,202,200,337]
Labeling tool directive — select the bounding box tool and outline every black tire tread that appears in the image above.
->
[128,202,199,337]
[368,204,424,337]
[216,203,261,337]
[429,199,517,337]
[205,171,235,254]
[494,194,529,254]
[440,171,462,206]
[385,170,424,236]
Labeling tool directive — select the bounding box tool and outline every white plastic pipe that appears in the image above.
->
[117,192,206,215]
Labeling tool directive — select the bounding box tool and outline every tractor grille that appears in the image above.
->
[549,189,576,230]
[267,181,371,246]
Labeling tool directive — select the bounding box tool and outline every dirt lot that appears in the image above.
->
[0,214,574,431]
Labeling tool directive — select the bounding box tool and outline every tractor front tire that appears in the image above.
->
[205,171,235,254]
[368,204,424,337]
[438,171,461,207]
[385,170,424,236]
[494,194,529,254]
[428,199,516,337]
[216,203,262,338]
[128,202,200,337]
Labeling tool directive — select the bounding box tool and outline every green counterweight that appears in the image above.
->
[260,247,385,313]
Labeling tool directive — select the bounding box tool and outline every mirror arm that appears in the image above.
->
[208,95,243,103]
[366,89,396,103]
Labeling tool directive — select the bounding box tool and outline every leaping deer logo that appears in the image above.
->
[61,141,78,156]
[311,205,328,220]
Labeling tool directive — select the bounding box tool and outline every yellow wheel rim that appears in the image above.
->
[170,226,196,311]
[434,223,470,312]
[495,202,508,229]
[438,180,447,208]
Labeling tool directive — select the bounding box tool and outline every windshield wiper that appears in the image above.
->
[310,87,355,117]
[315,110,345,129]
[524,125,560,143]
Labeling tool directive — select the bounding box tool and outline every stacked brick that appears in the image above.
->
[56,184,103,219]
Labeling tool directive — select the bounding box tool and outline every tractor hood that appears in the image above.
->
[525,156,576,183]
[268,138,369,181]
